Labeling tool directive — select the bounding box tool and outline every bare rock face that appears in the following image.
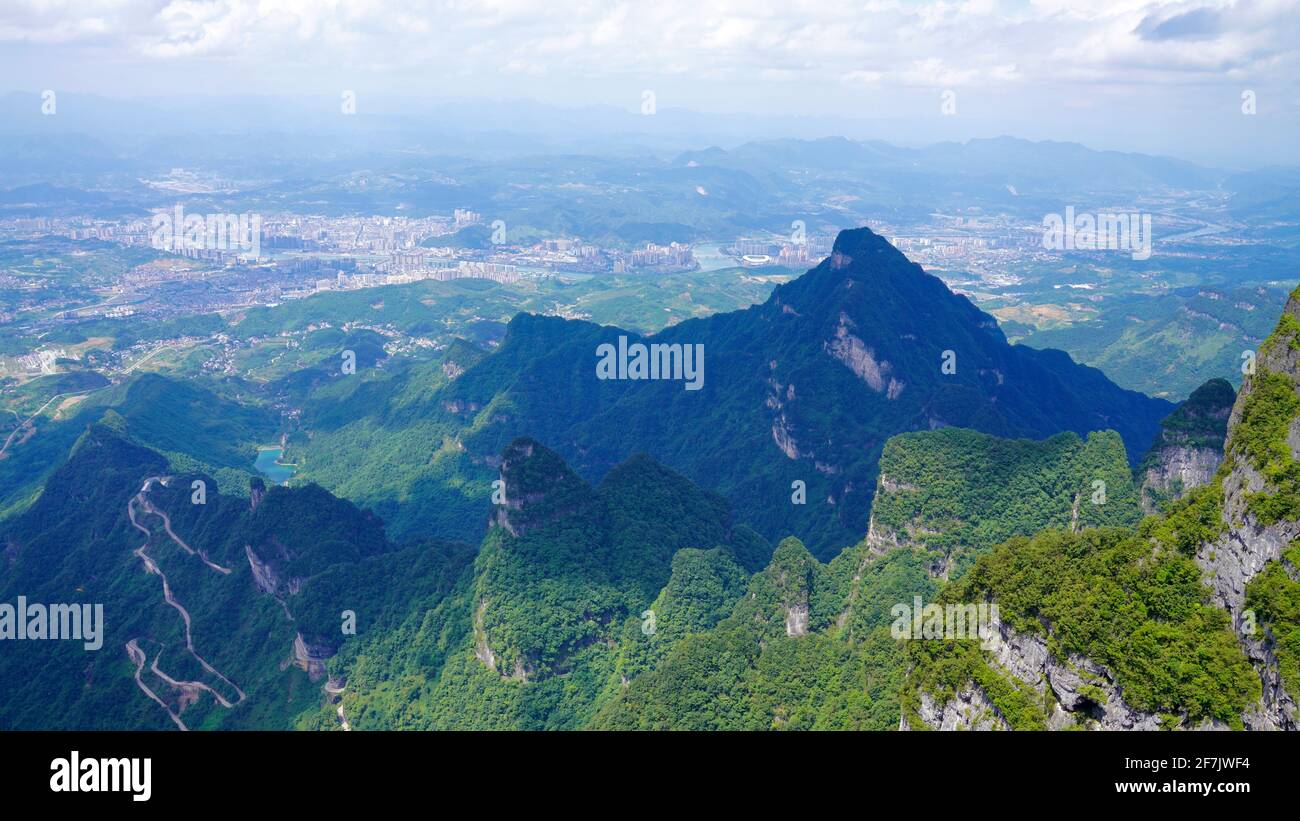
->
[244,542,307,598]
[1140,446,1223,513]
[1239,631,1300,730]
[1138,378,1234,513]
[862,513,903,561]
[293,633,334,681]
[784,602,809,637]
[825,312,894,395]
[906,616,1161,731]
[249,476,266,512]
[905,687,1008,731]
[1191,301,1300,729]
[245,544,281,596]
[1197,469,1293,623]
[771,416,800,460]
[995,627,1160,732]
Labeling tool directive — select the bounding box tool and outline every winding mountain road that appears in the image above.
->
[126,477,246,728]
[0,389,96,458]
[139,494,232,574]
[126,639,188,731]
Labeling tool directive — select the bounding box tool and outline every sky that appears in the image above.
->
[1,0,1298,167]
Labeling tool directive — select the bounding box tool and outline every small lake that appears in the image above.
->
[254,447,296,485]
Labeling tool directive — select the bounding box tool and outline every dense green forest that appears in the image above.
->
[4,356,1296,730]
[871,427,1141,576]
[0,422,471,730]
[324,438,770,729]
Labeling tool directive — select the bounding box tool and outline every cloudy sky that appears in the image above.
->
[2,0,1297,165]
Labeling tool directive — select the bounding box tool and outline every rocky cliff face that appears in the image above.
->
[1199,338,1297,619]
[1193,303,1300,729]
[1139,378,1235,513]
[488,437,588,538]
[902,615,1162,731]
[293,633,334,681]
[983,617,1162,730]
[1140,447,1223,512]
[244,542,307,598]
[906,301,1300,732]
[909,686,1008,731]
[249,476,266,512]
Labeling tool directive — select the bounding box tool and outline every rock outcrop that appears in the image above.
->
[488,438,587,538]
[1138,377,1234,513]
[249,476,266,512]
[1193,300,1300,729]
[905,615,1161,731]
[293,633,334,681]
[908,687,1008,731]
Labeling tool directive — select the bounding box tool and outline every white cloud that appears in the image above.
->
[0,0,1295,105]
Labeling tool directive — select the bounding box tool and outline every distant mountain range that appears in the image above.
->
[677,135,1223,193]
[0,118,1269,228]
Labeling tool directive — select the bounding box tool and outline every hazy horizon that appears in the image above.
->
[2,0,1298,168]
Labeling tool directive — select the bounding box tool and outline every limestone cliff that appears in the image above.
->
[1193,299,1300,729]
[902,615,1163,731]
[905,294,1300,731]
[1138,377,1234,513]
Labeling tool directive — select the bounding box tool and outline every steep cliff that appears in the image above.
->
[1194,296,1300,729]
[902,611,1166,731]
[1138,378,1234,513]
[904,293,1300,731]
[900,522,1260,730]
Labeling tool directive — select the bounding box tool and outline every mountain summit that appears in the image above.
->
[305,227,1174,556]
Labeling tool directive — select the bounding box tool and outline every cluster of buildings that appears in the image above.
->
[890,235,1007,258]
[625,242,695,271]
[729,236,835,268]
[1,216,152,244]
[260,214,459,255]
[313,260,521,292]
[0,212,868,345]
[275,257,521,298]
[0,211,708,278]
[0,348,64,378]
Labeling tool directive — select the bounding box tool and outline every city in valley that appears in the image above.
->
[2,170,1282,404]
